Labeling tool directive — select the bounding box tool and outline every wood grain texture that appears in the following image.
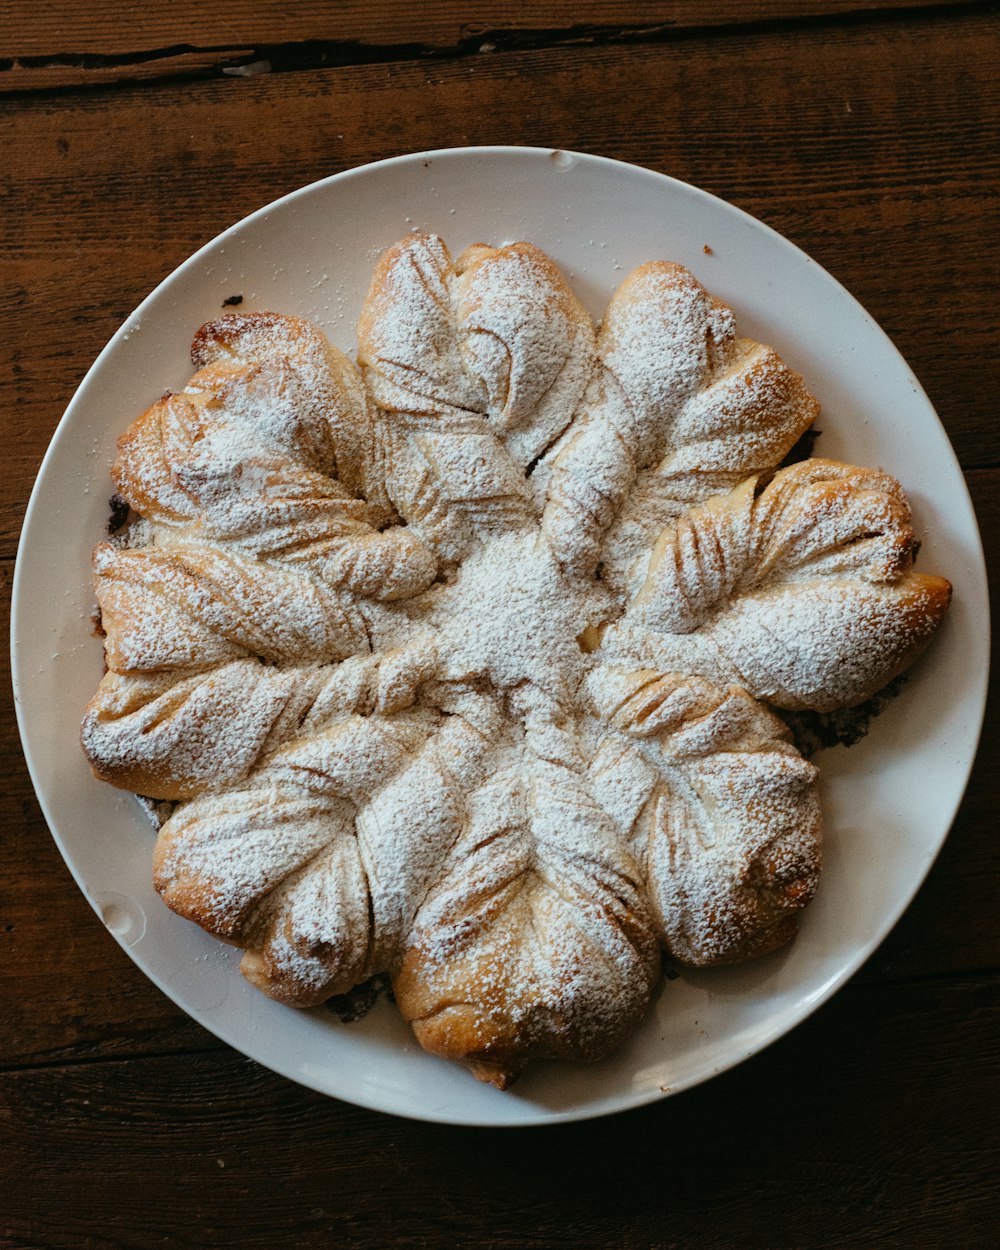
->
[3,1,986,92]
[0,975,997,1250]
[3,9,999,556]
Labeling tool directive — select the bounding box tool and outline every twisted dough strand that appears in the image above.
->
[155,688,504,1005]
[542,262,817,578]
[358,234,596,559]
[588,666,821,966]
[395,698,660,1088]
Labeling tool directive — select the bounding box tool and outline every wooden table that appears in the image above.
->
[3,4,998,1246]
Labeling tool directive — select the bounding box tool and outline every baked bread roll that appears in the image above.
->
[82,235,951,1087]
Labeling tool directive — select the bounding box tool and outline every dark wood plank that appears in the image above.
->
[3,1,985,92]
[3,12,998,555]
[0,974,997,1250]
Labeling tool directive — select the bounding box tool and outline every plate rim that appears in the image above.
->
[10,144,991,1127]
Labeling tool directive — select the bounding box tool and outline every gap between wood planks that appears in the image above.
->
[0,969,996,1078]
[1,0,996,98]
[0,1041,225,1079]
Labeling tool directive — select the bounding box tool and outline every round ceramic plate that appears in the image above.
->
[12,147,988,1126]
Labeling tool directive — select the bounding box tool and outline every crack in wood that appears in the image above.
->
[1,1,996,97]
[0,1041,227,1079]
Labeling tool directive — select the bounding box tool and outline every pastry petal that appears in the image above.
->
[395,706,658,1086]
[588,666,821,965]
[616,459,952,710]
[542,262,816,576]
[358,234,595,557]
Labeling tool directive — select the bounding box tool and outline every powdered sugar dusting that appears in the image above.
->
[542,263,818,582]
[81,236,950,1086]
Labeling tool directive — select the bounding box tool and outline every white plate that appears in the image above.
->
[11,147,988,1126]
